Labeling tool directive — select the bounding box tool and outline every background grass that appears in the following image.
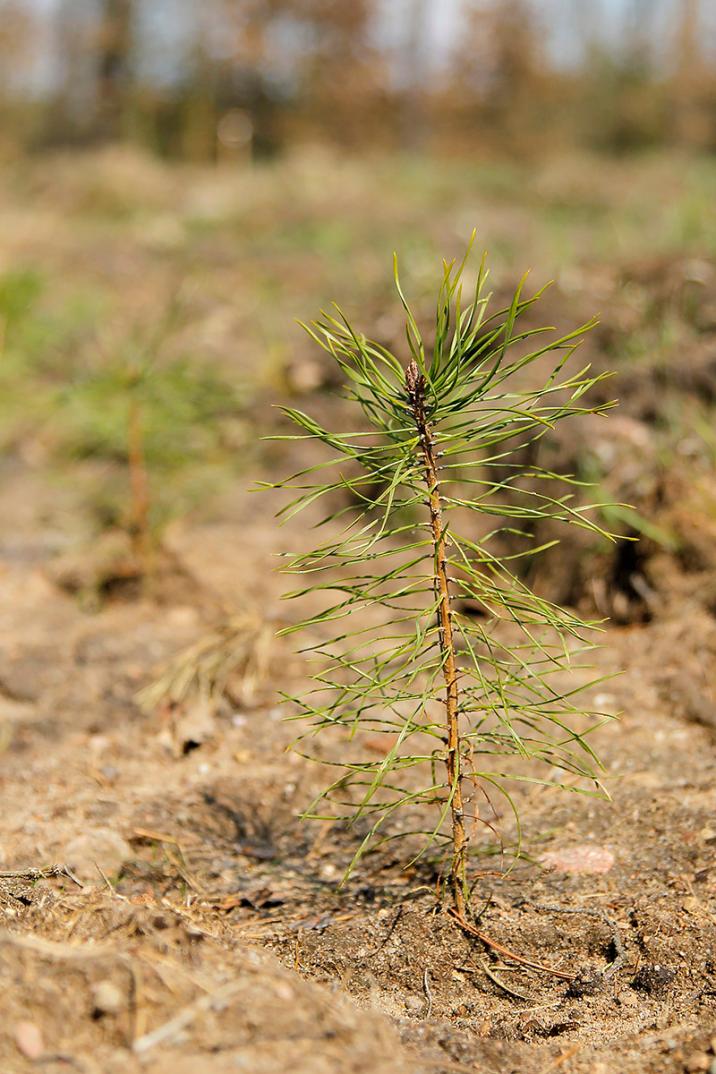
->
[0,146,715,576]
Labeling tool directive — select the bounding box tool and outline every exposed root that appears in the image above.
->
[447,907,575,981]
[519,901,626,991]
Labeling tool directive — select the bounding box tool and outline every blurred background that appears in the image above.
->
[0,0,715,630]
[1,0,715,159]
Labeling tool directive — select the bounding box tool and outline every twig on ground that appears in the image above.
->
[132,980,244,1055]
[94,862,128,900]
[541,1043,582,1072]
[164,846,204,895]
[519,902,626,982]
[127,960,143,1046]
[456,962,530,1002]
[0,865,84,887]
[0,930,119,962]
[132,827,185,850]
[447,908,575,981]
[422,967,434,1018]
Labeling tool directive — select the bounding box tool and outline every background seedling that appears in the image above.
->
[56,316,247,584]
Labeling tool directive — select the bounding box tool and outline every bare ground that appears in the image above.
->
[0,468,714,1074]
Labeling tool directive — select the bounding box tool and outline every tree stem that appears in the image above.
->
[127,393,152,578]
[407,360,468,915]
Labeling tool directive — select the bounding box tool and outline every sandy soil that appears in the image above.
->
[0,466,714,1074]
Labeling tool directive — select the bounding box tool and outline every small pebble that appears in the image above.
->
[92,980,124,1015]
[685,1053,710,1073]
[14,1021,44,1059]
[273,981,294,1003]
[540,844,614,875]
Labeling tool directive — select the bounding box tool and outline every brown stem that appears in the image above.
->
[406,359,468,915]
[127,393,152,577]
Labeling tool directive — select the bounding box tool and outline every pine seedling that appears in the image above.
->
[58,327,245,572]
[271,241,617,916]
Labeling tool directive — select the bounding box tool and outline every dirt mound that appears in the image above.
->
[0,888,411,1074]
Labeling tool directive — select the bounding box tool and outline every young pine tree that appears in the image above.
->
[272,243,616,916]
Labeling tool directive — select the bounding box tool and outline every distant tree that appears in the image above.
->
[671,0,714,148]
[215,0,385,149]
[46,0,135,144]
[0,2,39,151]
[446,0,551,155]
[395,0,431,150]
[6,0,713,159]
[0,2,34,96]
[291,0,386,145]
[95,0,134,138]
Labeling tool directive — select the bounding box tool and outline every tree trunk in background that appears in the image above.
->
[50,0,94,143]
[96,0,134,140]
[673,0,707,147]
[398,0,430,151]
[182,42,218,163]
